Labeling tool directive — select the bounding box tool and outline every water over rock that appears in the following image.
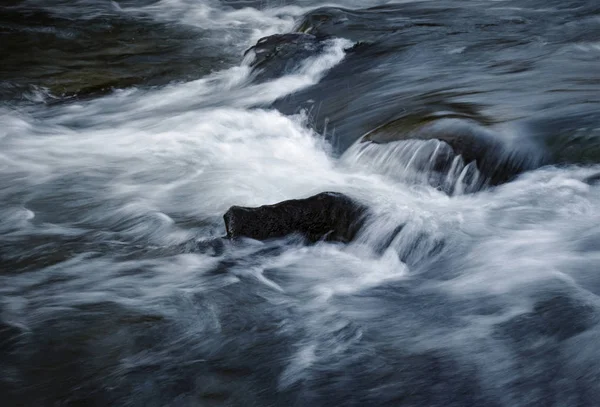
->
[244,33,327,81]
[223,192,367,243]
[0,6,232,102]
[360,117,540,188]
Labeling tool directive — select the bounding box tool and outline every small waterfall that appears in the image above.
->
[340,138,487,194]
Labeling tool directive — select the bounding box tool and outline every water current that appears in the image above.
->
[2,0,600,405]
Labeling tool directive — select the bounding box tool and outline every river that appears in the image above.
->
[1,0,600,405]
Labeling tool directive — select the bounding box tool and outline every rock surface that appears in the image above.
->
[244,33,326,81]
[224,192,367,243]
[361,118,539,187]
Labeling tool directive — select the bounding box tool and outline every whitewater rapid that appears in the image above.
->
[2,0,600,405]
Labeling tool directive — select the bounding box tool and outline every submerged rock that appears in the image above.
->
[223,192,367,243]
[0,7,232,103]
[244,33,326,81]
[584,172,600,185]
[361,118,539,187]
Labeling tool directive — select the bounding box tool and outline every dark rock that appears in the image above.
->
[361,118,540,187]
[524,107,600,167]
[244,33,327,82]
[295,6,403,42]
[0,7,232,103]
[223,192,367,243]
[296,7,352,38]
[584,172,600,185]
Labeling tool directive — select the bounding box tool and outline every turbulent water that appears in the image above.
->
[2,0,600,405]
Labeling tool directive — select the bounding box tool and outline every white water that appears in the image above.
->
[2,0,600,331]
[3,8,600,331]
[2,1,600,405]
[341,138,486,194]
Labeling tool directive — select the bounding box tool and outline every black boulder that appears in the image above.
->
[223,192,367,243]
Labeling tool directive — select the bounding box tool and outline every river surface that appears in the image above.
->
[1,0,600,406]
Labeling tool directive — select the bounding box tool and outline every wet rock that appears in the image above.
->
[296,7,353,38]
[223,192,367,243]
[244,33,326,81]
[519,107,600,167]
[361,118,539,187]
[584,172,600,185]
[295,6,407,42]
[0,7,232,102]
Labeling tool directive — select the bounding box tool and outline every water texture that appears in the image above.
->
[1,0,600,406]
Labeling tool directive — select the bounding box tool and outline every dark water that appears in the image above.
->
[2,0,600,405]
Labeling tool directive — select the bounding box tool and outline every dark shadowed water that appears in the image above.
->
[2,0,600,406]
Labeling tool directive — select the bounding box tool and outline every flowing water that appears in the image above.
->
[1,0,600,405]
